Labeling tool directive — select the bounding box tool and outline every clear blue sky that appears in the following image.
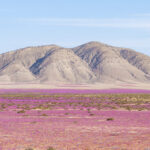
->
[0,0,150,56]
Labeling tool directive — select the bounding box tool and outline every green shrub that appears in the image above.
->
[64,112,69,115]
[106,117,114,121]
[25,147,34,150]
[89,113,94,116]
[42,113,48,116]
[17,110,25,113]
[47,146,55,150]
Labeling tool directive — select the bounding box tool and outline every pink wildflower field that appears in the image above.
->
[0,89,150,150]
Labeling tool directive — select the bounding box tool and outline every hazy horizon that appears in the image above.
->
[0,41,150,57]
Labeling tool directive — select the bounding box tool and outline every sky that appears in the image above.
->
[0,0,150,56]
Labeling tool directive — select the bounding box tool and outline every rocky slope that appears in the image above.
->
[0,41,150,84]
[73,42,150,83]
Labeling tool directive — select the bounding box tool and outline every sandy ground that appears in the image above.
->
[1,109,150,150]
[0,82,150,90]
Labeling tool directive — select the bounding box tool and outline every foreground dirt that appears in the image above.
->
[0,89,150,150]
[0,109,150,150]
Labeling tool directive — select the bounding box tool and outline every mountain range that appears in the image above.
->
[0,41,150,84]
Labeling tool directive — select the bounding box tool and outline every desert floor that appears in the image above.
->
[0,89,150,150]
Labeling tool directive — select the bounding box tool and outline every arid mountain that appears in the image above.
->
[0,41,150,84]
[30,48,96,83]
[73,42,150,83]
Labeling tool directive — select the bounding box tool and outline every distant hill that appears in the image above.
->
[0,41,150,84]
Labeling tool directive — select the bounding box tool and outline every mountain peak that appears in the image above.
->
[80,41,107,47]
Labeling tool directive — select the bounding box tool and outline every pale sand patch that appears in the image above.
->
[0,82,150,90]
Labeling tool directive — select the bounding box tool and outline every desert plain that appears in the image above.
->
[0,86,150,150]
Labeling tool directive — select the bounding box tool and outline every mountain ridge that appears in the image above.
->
[0,41,150,84]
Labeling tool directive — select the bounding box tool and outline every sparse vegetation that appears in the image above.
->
[17,110,26,113]
[47,146,55,150]
[25,148,34,150]
[0,92,150,111]
[106,117,114,121]
[64,112,69,115]
[42,113,48,116]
